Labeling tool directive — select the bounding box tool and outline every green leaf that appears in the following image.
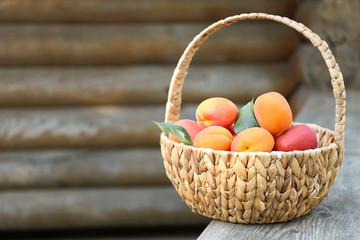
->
[153,121,193,145]
[233,98,258,134]
[166,127,193,145]
[153,121,171,136]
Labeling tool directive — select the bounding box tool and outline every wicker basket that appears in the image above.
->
[160,13,346,224]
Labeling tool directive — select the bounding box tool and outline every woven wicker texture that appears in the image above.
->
[160,13,346,223]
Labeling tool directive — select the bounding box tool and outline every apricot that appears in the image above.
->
[274,124,318,152]
[231,127,274,152]
[253,92,292,136]
[169,119,203,143]
[194,126,233,151]
[196,97,238,129]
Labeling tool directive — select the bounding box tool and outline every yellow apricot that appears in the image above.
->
[231,127,274,152]
[194,126,233,151]
[196,97,238,129]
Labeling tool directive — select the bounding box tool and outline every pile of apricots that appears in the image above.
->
[168,92,318,152]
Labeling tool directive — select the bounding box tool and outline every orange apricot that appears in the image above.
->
[169,119,203,143]
[253,92,292,136]
[194,126,233,151]
[231,127,274,152]
[196,97,238,129]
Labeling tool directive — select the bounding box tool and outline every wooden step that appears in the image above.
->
[0,63,296,106]
[294,1,317,28]
[0,149,168,188]
[291,43,353,90]
[353,41,360,57]
[288,85,314,117]
[0,105,195,149]
[0,0,298,23]
[296,2,360,89]
[295,0,360,45]
[0,187,210,230]
[0,23,299,65]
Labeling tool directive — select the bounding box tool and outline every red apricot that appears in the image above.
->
[274,124,318,152]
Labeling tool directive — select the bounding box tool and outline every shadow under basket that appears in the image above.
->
[159,13,346,224]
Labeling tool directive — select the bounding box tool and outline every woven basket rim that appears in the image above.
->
[161,122,337,157]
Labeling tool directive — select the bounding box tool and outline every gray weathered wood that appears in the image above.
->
[0,23,298,65]
[296,1,360,90]
[353,40,360,57]
[0,63,296,106]
[289,43,360,91]
[198,90,360,239]
[0,187,210,230]
[288,85,315,116]
[0,149,168,187]
[290,44,333,90]
[296,0,360,44]
[0,105,197,148]
[0,0,297,23]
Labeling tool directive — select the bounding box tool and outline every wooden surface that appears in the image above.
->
[0,105,196,148]
[295,0,360,90]
[288,85,314,116]
[0,0,297,23]
[353,41,360,58]
[0,149,168,188]
[0,63,296,106]
[0,23,298,65]
[0,187,210,230]
[198,91,360,240]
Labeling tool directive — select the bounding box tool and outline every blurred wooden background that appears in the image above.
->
[0,0,358,238]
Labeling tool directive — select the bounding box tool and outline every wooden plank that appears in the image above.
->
[295,1,360,90]
[288,85,314,117]
[296,0,360,43]
[0,23,299,65]
[352,40,360,65]
[294,0,317,28]
[289,44,312,85]
[0,63,297,106]
[0,187,210,230]
[0,0,298,23]
[291,44,333,89]
[286,47,316,116]
[0,105,196,149]
[198,90,360,239]
[0,148,170,188]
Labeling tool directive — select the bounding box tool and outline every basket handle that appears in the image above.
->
[164,13,346,147]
